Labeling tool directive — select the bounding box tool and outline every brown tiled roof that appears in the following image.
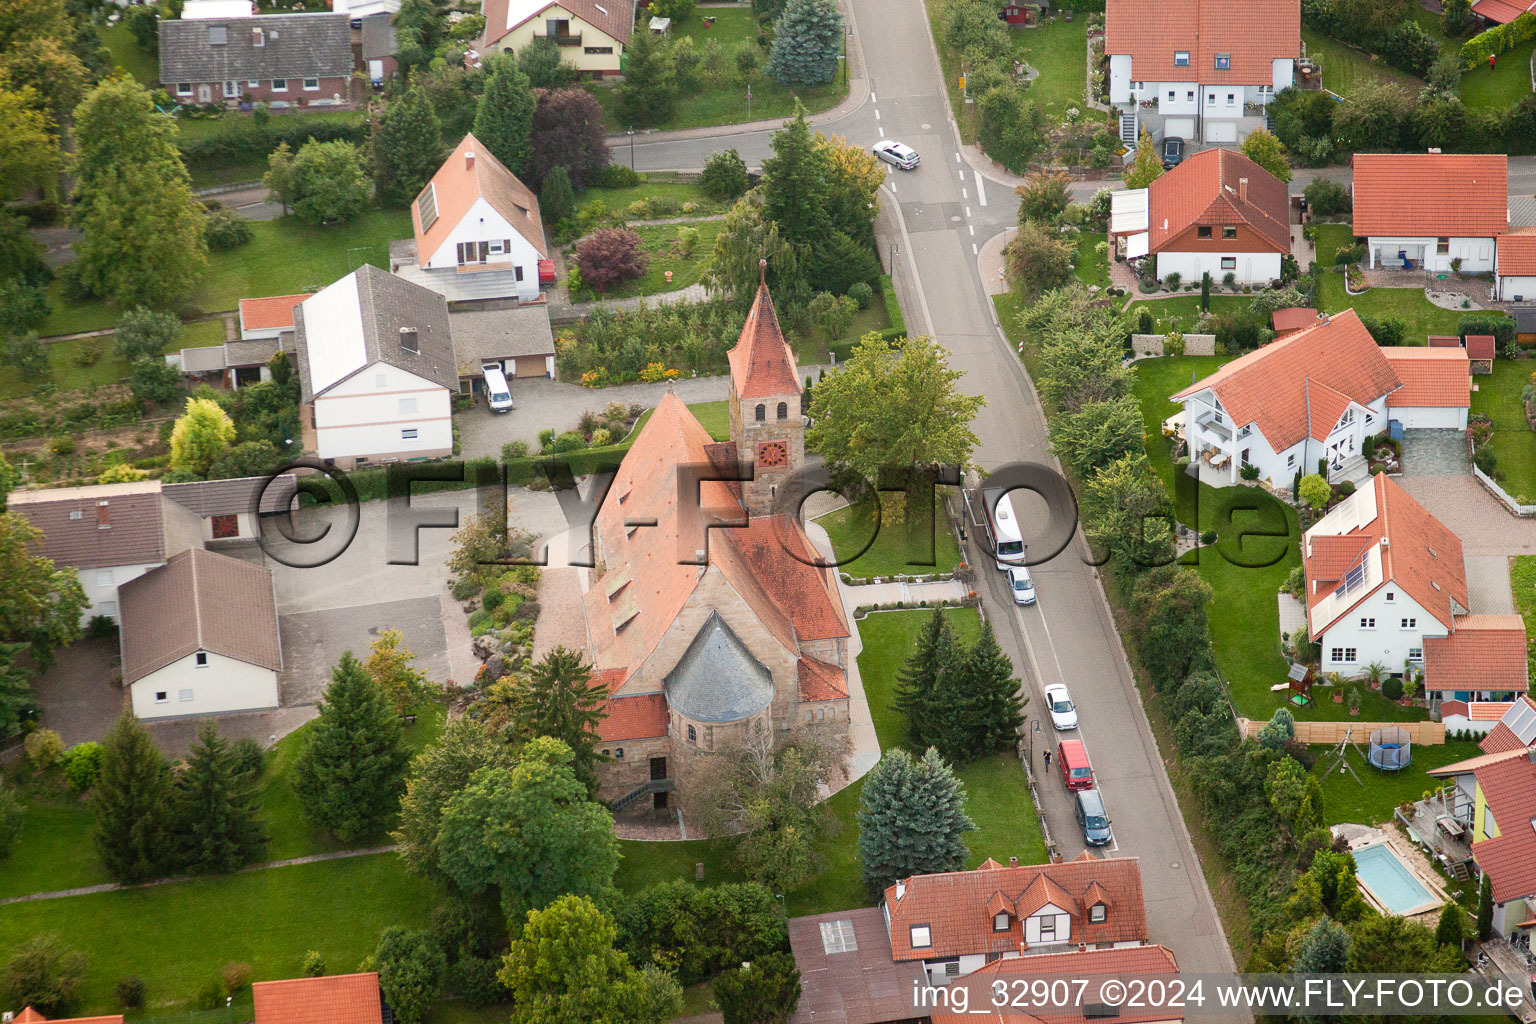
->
[798,656,848,702]
[1466,334,1497,360]
[787,907,928,1024]
[1352,154,1508,238]
[10,482,198,570]
[932,946,1182,1024]
[1499,231,1536,276]
[1105,0,1298,83]
[253,973,383,1024]
[413,134,546,268]
[1423,614,1528,694]
[884,857,1147,961]
[1382,346,1470,409]
[482,0,635,48]
[1171,309,1402,452]
[594,668,668,741]
[1272,307,1319,332]
[1146,148,1290,254]
[728,272,802,400]
[1467,750,1536,901]
[239,294,310,333]
[117,548,282,685]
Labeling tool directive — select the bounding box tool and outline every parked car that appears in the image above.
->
[482,363,514,413]
[1058,739,1094,791]
[1043,683,1077,730]
[1075,789,1113,846]
[1161,137,1185,169]
[1007,566,1036,605]
[872,139,921,170]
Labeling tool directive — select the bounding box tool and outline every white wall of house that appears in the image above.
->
[1367,236,1496,274]
[313,362,453,462]
[1155,251,1281,284]
[1498,275,1536,302]
[420,196,543,301]
[130,650,280,719]
[76,562,162,624]
[1390,405,1468,429]
[1317,587,1443,675]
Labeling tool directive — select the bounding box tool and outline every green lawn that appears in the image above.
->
[1073,231,1109,291]
[573,219,723,300]
[1460,39,1536,111]
[1316,273,1464,341]
[813,492,961,579]
[1302,29,1422,96]
[1470,358,1536,503]
[1311,738,1482,827]
[0,854,437,1014]
[102,22,158,85]
[1009,18,1088,119]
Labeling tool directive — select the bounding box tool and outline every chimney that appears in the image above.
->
[399,327,419,353]
[1238,177,1248,203]
[1009,856,1019,868]
[466,150,476,171]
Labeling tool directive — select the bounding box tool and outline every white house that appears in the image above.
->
[1496,232,1536,302]
[1171,309,1402,488]
[9,481,202,625]
[1110,148,1289,283]
[397,133,550,303]
[1303,473,1475,678]
[1105,0,1298,145]
[1380,346,1470,429]
[118,548,282,719]
[293,265,458,469]
[1352,153,1507,273]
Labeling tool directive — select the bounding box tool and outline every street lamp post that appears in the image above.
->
[627,128,635,171]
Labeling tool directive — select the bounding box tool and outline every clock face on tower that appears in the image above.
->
[756,440,788,468]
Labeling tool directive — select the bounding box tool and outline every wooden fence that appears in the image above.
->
[1237,718,1445,745]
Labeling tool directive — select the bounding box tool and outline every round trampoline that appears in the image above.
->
[1369,726,1412,771]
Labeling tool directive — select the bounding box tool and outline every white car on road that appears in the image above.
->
[872,139,920,170]
[1044,684,1078,730]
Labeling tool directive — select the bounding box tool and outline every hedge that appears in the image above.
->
[177,115,369,173]
[1459,11,1536,68]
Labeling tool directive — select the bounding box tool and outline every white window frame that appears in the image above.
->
[272,78,288,92]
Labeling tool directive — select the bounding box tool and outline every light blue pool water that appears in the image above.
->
[1352,843,1438,915]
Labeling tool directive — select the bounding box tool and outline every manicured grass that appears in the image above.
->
[1460,39,1536,111]
[102,22,158,85]
[814,492,961,579]
[1124,294,1250,333]
[1311,223,1355,270]
[1316,273,1464,341]
[1073,231,1110,291]
[1302,29,1422,96]
[1470,358,1536,504]
[0,854,437,1013]
[0,337,132,400]
[575,181,720,219]
[1009,18,1088,119]
[573,219,723,300]
[1311,738,1482,826]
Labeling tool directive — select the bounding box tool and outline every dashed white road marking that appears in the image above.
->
[975,168,987,206]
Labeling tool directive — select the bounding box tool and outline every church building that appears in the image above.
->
[583,271,853,811]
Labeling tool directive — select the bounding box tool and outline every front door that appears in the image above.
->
[649,757,667,781]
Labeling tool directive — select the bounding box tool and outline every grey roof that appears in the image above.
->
[163,474,300,516]
[295,264,458,404]
[448,306,556,377]
[159,12,352,84]
[663,612,774,723]
[361,12,396,59]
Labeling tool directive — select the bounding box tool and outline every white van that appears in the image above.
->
[482,363,514,413]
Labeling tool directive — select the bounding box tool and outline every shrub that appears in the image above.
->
[573,228,648,292]
[60,742,104,792]
[302,951,326,978]
[204,207,253,252]
[24,728,64,770]
[115,976,146,1009]
[1382,677,1404,701]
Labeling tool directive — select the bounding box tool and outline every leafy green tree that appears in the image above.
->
[373,84,446,209]
[1294,917,1349,973]
[2,935,86,1017]
[436,736,619,923]
[857,747,974,899]
[90,711,172,883]
[0,513,85,669]
[1299,472,1331,510]
[712,952,801,1024]
[174,723,268,874]
[1122,129,1164,189]
[169,396,235,477]
[374,927,444,1024]
[1016,170,1071,224]
[700,148,750,201]
[511,646,609,794]
[704,190,801,305]
[115,307,180,362]
[498,894,682,1024]
[71,78,205,309]
[1047,395,1143,480]
[1006,219,1073,299]
[539,165,575,225]
[393,720,521,883]
[292,651,410,842]
[288,140,370,225]
[1239,128,1291,183]
[766,0,842,85]
[474,54,535,175]
[617,28,676,127]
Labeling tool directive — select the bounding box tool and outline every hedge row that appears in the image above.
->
[1459,11,1536,68]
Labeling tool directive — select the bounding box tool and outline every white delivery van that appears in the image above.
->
[482,363,514,413]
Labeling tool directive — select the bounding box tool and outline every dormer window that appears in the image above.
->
[910,925,932,948]
[1091,904,1107,923]
[993,912,1010,932]
[1174,50,1189,66]
[1214,53,1230,69]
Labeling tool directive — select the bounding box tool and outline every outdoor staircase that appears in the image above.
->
[611,778,675,813]
[1119,111,1138,146]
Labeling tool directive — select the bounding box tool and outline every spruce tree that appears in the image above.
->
[174,722,268,874]
[962,620,1026,756]
[616,28,676,128]
[372,83,446,209]
[766,0,843,87]
[90,711,172,883]
[857,748,974,899]
[892,608,953,751]
[539,165,576,226]
[473,53,536,175]
[293,651,411,842]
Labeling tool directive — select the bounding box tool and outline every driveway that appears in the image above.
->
[1399,429,1468,476]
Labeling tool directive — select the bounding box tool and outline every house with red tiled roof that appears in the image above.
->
[1380,346,1470,429]
[1105,0,1298,145]
[480,0,634,75]
[1170,309,1401,487]
[1110,149,1289,283]
[1352,153,1507,273]
[252,972,386,1024]
[581,271,850,810]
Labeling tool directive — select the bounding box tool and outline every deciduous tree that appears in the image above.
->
[857,747,973,899]
[90,711,172,883]
[766,0,842,85]
[372,84,445,208]
[473,53,535,175]
[169,396,236,477]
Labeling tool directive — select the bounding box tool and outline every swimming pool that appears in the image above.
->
[1352,842,1442,916]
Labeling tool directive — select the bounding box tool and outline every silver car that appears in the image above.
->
[872,139,920,170]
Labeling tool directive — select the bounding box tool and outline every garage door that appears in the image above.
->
[1204,120,1237,143]
[1164,117,1195,140]
[515,356,547,378]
